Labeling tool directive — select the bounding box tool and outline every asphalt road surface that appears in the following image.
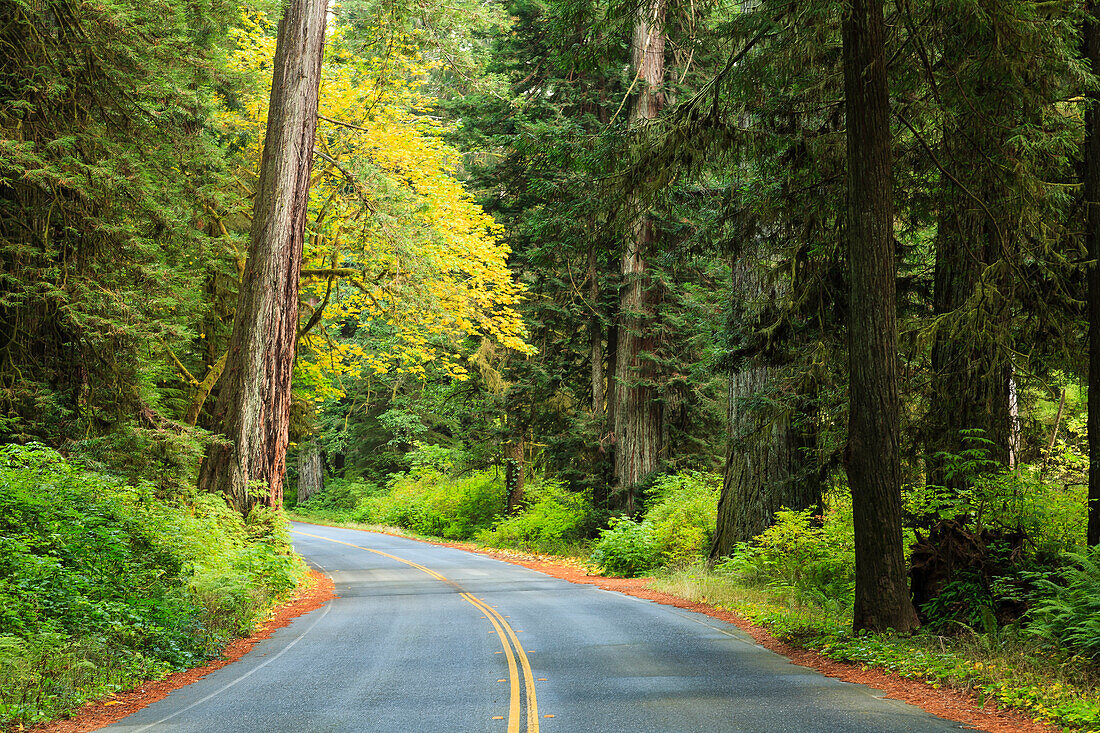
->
[101,521,975,732]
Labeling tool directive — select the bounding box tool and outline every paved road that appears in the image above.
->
[102,521,973,732]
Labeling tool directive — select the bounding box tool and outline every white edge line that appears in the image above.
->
[124,560,334,732]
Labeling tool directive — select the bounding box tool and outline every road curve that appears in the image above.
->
[101,521,973,732]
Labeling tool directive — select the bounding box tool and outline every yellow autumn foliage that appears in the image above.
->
[217,14,531,401]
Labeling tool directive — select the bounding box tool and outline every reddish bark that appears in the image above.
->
[197,0,328,514]
[612,0,667,512]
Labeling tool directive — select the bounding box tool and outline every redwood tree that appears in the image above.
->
[842,0,920,632]
[197,0,329,514]
[612,0,667,513]
[710,246,821,560]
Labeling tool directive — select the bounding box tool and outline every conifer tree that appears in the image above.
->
[197,0,328,513]
[613,0,669,512]
[0,0,239,486]
[843,0,920,632]
[919,0,1081,488]
[1085,0,1100,547]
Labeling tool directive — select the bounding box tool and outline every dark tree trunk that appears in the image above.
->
[710,253,821,560]
[196,0,328,514]
[612,0,666,513]
[927,204,1011,486]
[1086,0,1100,547]
[612,220,662,513]
[843,0,920,632]
[606,318,619,433]
[297,439,324,504]
[925,10,1014,487]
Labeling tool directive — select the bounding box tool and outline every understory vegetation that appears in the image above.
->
[0,445,305,729]
[293,440,1100,731]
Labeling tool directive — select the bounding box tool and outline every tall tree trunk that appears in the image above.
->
[504,439,526,514]
[606,318,619,430]
[297,439,324,504]
[927,208,1011,486]
[925,10,1014,488]
[1085,0,1100,547]
[1008,370,1021,468]
[612,0,666,513]
[711,366,793,558]
[196,0,328,514]
[843,0,920,632]
[710,252,821,560]
[588,244,605,416]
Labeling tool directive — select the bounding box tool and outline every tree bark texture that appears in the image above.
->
[843,0,920,632]
[196,0,328,514]
[710,253,821,560]
[612,0,667,513]
[1086,0,1100,547]
[588,245,606,416]
[504,439,526,514]
[925,12,1014,486]
[297,439,324,503]
[927,203,1012,483]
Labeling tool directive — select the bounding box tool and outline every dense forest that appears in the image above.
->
[5,0,1100,726]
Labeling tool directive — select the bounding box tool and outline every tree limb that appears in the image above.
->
[185,351,228,426]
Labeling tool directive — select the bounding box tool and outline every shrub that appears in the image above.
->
[642,471,720,567]
[589,517,660,577]
[478,481,595,555]
[404,441,469,475]
[0,444,305,728]
[716,505,855,609]
[352,467,504,540]
[300,478,383,513]
[904,436,1085,557]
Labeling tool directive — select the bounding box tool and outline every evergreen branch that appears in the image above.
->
[185,351,227,426]
[895,112,1006,252]
[301,268,361,278]
[610,52,648,127]
[313,148,376,214]
[298,274,335,340]
[674,20,783,124]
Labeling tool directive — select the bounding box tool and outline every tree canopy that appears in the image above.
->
[4,0,1100,648]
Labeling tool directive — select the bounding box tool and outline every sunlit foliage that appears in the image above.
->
[220,14,531,405]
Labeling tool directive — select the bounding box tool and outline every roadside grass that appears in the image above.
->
[652,566,1100,733]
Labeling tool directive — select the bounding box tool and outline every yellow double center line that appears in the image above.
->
[295,531,540,733]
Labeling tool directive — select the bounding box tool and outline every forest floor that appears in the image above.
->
[35,525,1056,733]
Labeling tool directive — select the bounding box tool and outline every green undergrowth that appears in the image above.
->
[0,444,306,730]
[652,567,1100,733]
[587,471,720,576]
[291,444,599,556]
